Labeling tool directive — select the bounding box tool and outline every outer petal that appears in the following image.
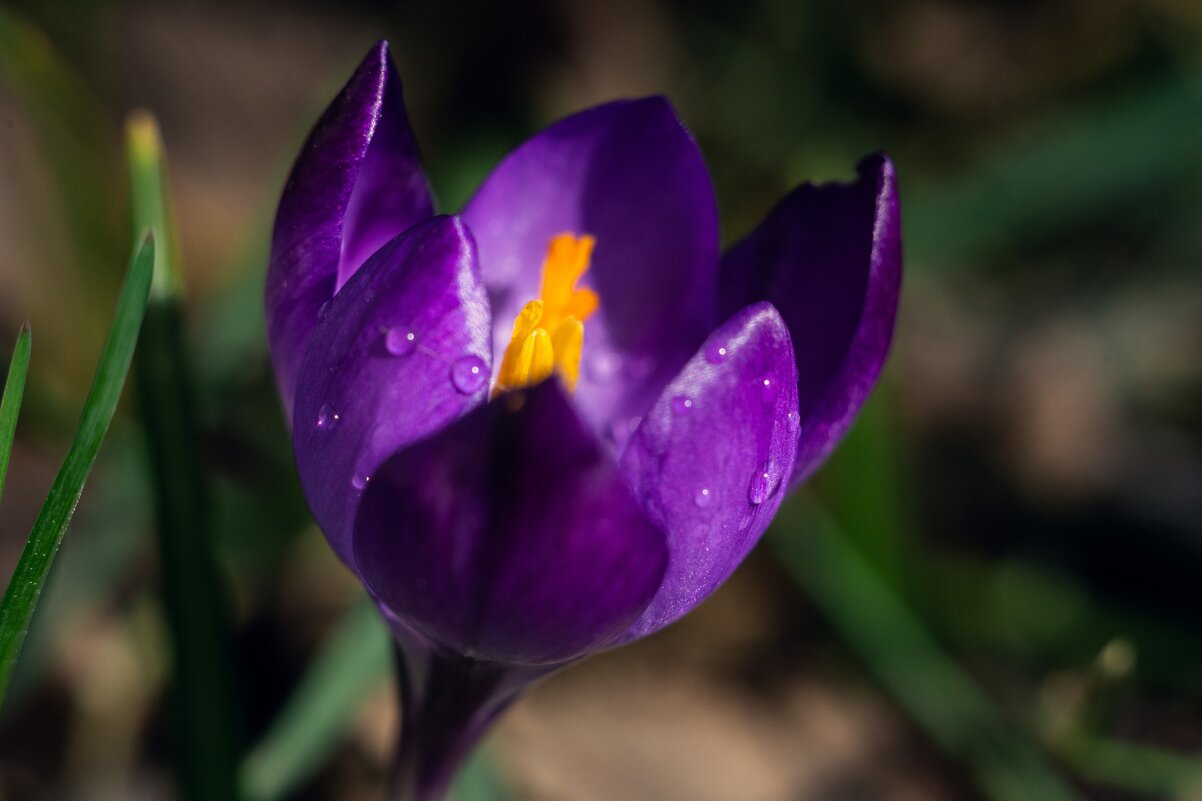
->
[267,41,434,423]
[461,98,720,442]
[720,154,901,487]
[293,216,491,569]
[617,302,800,642]
[353,382,668,666]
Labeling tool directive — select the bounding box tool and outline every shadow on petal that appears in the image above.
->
[353,381,667,666]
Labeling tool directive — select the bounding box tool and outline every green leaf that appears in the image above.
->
[771,498,1083,801]
[0,235,154,708]
[127,111,243,801]
[0,323,32,504]
[240,596,392,801]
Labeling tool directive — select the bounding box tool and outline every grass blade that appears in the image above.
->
[906,68,1202,272]
[0,234,154,707]
[0,323,32,504]
[241,597,392,801]
[127,109,181,301]
[452,748,511,801]
[127,110,242,801]
[1055,734,1202,798]
[0,7,122,299]
[771,497,1083,801]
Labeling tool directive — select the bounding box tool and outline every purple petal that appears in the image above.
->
[720,154,901,487]
[461,97,719,442]
[353,382,668,666]
[617,302,799,642]
[292,215,490,569]
[267,41,434,423]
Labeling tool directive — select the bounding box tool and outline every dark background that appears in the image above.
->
[0,1,1200,799]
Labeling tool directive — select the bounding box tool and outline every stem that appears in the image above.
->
[387,646,522,801]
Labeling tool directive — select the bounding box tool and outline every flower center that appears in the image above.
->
[493,233,599,397]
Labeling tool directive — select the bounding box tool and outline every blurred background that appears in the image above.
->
[1,0,1201,799]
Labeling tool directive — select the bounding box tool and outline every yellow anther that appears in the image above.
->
[493,233,598,396]
[518,328,555,387]
[550,318,584,391]
[496,300,544,393]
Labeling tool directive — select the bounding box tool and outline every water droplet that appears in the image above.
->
[748,466,773,505]
[384,327,417,356]
[694,487,713,508]
[317,300,332,321]
[316,403,340,430]
[786,410,801,434]
[704,342,728,364]
[760,376,780,403]
[450,355,487,394]
[352,473,371,490]
[670,395,693,414]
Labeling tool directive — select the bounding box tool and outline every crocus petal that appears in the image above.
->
[719,154,901,487]
[353,381,668,666]
[267,41,434,423]
[292,215,491,569]
[461,97,720,441]
[617,302,799,642]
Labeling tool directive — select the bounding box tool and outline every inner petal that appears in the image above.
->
[460,98,721,450]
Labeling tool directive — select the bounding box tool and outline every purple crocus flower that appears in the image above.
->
[266,41,900,801]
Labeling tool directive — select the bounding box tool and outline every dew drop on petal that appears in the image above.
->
[704,342,728,365]
[316,403,340,430]
[760,376,778,402]
[748,466,772,505]
[670,395,693,414]
[694,487,713,508]
[352,473,371,490]
[786,410,801,434]
[384,327,417,356]
[450,355,488,394]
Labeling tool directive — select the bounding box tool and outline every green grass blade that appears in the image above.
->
[127,110,243,801]
[0,235,154,708]
[127,109,181,300]
[906,67,1202,272]
[452,748,511,801]
[1055,734,1202,798]
[240,597,392,801]
[0,323,32,504]
[771,498,1083,801]
[0,7,122,299]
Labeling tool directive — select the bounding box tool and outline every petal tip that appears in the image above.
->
[359,39,394,82]
[855,152,899,208]
[738,299,790,336]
